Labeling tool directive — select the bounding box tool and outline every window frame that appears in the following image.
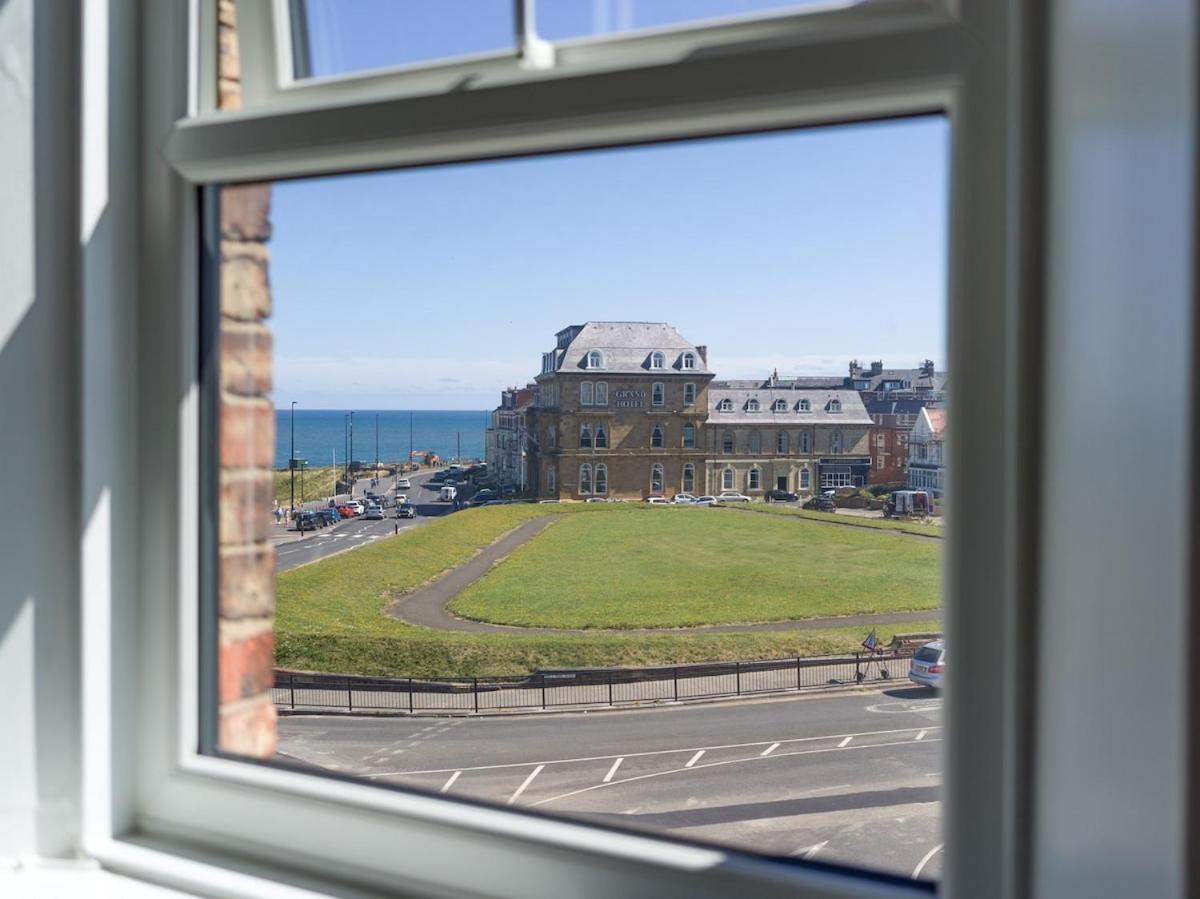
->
[651,422,664,448]
[579,462,593,495]
[595,381,609,406]
[595,423,609,449]
[594,463,608,495]
[651,381,665,406]
[650,351,666,370]
[683,382,696,405]
[650,462,665,495]
[82,1,1043,898]
[580,380,594,406]
[683,423,696,449]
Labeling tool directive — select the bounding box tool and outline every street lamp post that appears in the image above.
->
[375,412,379,478]
[289,401,297,519]
[349,410,355,495]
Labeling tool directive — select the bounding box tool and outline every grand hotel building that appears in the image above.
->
[495,322,872,501]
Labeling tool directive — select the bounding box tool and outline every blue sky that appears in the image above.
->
[271,6,948,410]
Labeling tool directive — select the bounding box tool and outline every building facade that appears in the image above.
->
[907,406,946,496]
[528,322,714,500]
[485,384,536,491]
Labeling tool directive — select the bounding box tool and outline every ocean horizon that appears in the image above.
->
[274,409,489,469]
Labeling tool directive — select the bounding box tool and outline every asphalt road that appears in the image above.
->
[274,469,458,572]
[277,686,945,881]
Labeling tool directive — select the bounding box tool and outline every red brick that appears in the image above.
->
[220,321,272,396]
[220,397,275,468]
[218,19,240,85]
[221,185,273,242]
[219,545,275,617]
[219,467,274,546]
[220,241,271,321]
[218,695,277,758]
[219,624,275,704]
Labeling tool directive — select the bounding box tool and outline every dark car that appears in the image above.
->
[294,511,322,531]
[469,489,497,506]
[803,493,837,512]
[394,502,416,519]
[430,471,448,483]
[765,489,799,503]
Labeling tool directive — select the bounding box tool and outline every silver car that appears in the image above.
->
[908,640,945,689]
[363,503,384,520]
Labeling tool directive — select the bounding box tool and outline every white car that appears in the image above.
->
[908,640,945,689]
[672,493,698,504]
[393,494,407,505]
[646,496,671,505]
[439,485,458,502]
[694,495,721,506]
[718,491,752,503]
[345,500,364,515]
[395,477,411,489]
[363,503,383,521]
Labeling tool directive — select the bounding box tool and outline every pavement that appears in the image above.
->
[276,685,944,881]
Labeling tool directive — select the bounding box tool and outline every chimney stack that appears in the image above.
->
[696,345,707,364]
[870,360,884,376]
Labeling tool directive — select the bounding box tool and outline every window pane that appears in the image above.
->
[292,0,514,80]
[538,0,829,41]
[210,117,948,881]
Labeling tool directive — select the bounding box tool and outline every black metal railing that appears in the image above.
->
[272,650,916,714]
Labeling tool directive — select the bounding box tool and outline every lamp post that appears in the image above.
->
[375,412,379,478]
[289,401,297,518]
[349,410,355,495]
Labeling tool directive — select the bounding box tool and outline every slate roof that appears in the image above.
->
[708,384,872,425]
[549,322,710,375]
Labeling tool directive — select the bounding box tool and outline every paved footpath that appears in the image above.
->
[387,513,940,636]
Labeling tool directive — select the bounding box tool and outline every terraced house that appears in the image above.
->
[528,322,714,499]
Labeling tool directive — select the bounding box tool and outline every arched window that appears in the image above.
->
[828,398,842,413]
[682,352,696,370]
[747,468,761,490]
[722,431,735,453]
[831,430,843,453]
[580,381,593,406]
[747,398,761,412]
[682,463,695,493]
[652,382,665,406]
[547,424,556,448]
[595,424,608,449]
[772,399,787,412]
[651,423,664,448]
[722,467,735,490]
[799,467,810,489]
[800,431,811,453]
[651,351,665,370]
[588,350,604,369]
[595,382,609,406]
[579,464,592,495]
[594,464,607,495]
[547,465,556,492]
[749,431,761,454]
[683,383,696,406]
[798,398,811,412]
[682,423,695,448]
[718,398,733,412]
[650,463,664,495]
[776,431,788,453]
[579,423,592,448]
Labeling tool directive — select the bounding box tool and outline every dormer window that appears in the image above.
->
[772,399,787,412]
[682,352,696,370]
[828,398,842,413]
[798,398,812,412]
[587,350,605,369]
[650,351,665,370]
[718,398,733,412]
[747,398,761,412]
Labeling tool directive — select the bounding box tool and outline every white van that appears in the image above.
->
[439,485,457,502]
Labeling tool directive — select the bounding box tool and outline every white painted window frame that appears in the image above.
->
[683,463,696,493]
[650,462,665,495]
[651,422,664,448]
[594,463,608,495]
[595,423,608,449]
[651,381,665,406]
[651,351,666,370]
[683,423,696,449]
[683,382,696,405]
[595,381,609,406]
[580,380,594,406]
[74,0,1074,897]
[579,463,593,495]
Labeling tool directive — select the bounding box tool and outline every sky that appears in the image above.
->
[269,3,949,410]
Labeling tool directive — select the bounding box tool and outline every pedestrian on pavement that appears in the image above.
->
[274,506,282,525]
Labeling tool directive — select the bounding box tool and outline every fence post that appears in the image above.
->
[796,657,801,691]
[473,677,479,713]
[541,674,547,710]
[347,679,353,713]
[735,661,741,695]
[855,652,863,684]
[290,672,296,710]
[608,670,614,706]
[408,677,413,714]
[673,667,679,702]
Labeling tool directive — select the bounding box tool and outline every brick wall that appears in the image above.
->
[216,0,277,757]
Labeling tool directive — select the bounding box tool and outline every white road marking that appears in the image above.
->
[916,730,927,741]
[912,843,944,879]
[791,840,828,860]
[603,758,623,783]
[368,725,941,778]
[507,765,545,805]
[440,771,461,794]
[838,736,853,748]
[761,742,780,757]
[685,750,705,768]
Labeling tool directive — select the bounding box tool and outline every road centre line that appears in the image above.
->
[916,730,927,741]
[507,765,545,805]
[761,743,780,757]
[603,758,623,783]
[685,750,704,768]
[440,771,461,793]
[912,843,944,879]
[527,739,939,808]
[838,736,853,748]
[368,725,942,778]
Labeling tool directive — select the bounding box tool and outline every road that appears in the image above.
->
[274,468,459,573]
[277,686,944,881]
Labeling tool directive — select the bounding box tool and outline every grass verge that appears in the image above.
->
[727,503,944,538]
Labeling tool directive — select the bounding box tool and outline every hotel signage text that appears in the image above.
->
[613,389,646,408]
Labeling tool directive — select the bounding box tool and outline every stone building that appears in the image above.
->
[485,384,536,491]
[705,383,872,496]
[529,322,713,499]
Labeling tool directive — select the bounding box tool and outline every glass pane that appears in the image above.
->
[210,117,949,882]
[538,0,834,41]
[292,0,514,79]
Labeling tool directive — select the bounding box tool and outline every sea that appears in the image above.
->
[274,409,490,469]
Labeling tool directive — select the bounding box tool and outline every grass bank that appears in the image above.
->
[449,507,941,629]
[273,466,342,505]
[728,503,944,538]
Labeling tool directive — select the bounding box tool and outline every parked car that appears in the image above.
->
[804,492,837,512]
[394,502,416,519]
[346,500,364,515]
[718,491,752,503]
[395,477,411,489]
[439,485,458,502]
[908,640,945,689]
[645,496,671,505]
[765,489,799,503]
[363,503,383,520]
[585,496,609,503]
[393,493,407,505]
[294,511,321,531]
[336,505,355,519]
[694,495,721,506]
[672,493,698,504]
[430,471,448,483]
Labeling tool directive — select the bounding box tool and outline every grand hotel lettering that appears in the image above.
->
[613,389,646,408]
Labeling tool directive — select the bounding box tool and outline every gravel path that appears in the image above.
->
[386,513,940,636]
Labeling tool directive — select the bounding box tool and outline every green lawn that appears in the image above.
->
[729,503,944,538]
[449,507,941,628]
[274,503,942,678]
